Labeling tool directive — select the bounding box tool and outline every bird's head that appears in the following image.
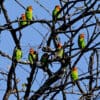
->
[57,43,62,49]
[55,5,61,11]
[29,48,34,54]
[21,14,26,20]
[79,33,85,39]
[72,67,78,71]
[28,6,33,11]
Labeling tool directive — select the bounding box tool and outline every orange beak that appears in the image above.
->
[80,33,85,39]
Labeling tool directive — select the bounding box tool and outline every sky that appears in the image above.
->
[0,0,100,100]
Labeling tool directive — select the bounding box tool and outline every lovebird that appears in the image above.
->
[28,48,38,65]
[78,33,86,49]
[25,6,33,23]
[40,53,52,76]
[52,5,61,21]
[19,14,27,26]
[14,47,22,61]
[55,43,64,59]
[71,67,78,85]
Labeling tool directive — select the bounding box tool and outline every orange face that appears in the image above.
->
[21,14,26,20]
[29,48,34,54]
[72,67,78,71]
[55,5,61,11]
[57,43,62,48]
[80,33,84,39]
[28,6,33,11]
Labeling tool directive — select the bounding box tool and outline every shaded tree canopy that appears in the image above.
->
[0,0,100,100]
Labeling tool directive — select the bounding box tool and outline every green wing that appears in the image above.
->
[41,56,47,63]
[56,48,64,58]
[28,54,37,64]
[28,54,34,64]
[81,39,86,49]
[52,9,57,17]
[78,38,86,49]
[15,48,22,61]
[20,18,27,26]
[52,9,60,20]
[71,71,78,81]
[25,11,33,20]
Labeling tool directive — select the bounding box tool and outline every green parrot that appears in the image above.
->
[14,47,22,61]
[71,67,78,85]
[19,14,27,26]
[52,5,61,21]
[78,33,86,49]
[28,48,38,65]
[40,53,52,76]
[55,43,64,59]
[25,6,33,24]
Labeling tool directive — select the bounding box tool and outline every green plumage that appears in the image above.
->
[78,38,86,49]
[20,18,27,26]
[15,48,22,61]
[28,53,37,64]
[56,48,64,58]
[71,70,78,81]
[25,10,33,21]
[52,9,60,20]
[40,54,48,64]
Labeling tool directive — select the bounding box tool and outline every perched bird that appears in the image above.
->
[40,53,52,76]
[25,6,33,24]
[19,14,27,26]
[55,43,64,59]
[52,5,61,21]
[14,47,22,61]
[28,48,38,65]
[71,67,78,85]
[78,33,86,49]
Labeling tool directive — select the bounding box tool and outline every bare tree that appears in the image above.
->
[0,0,100,100]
